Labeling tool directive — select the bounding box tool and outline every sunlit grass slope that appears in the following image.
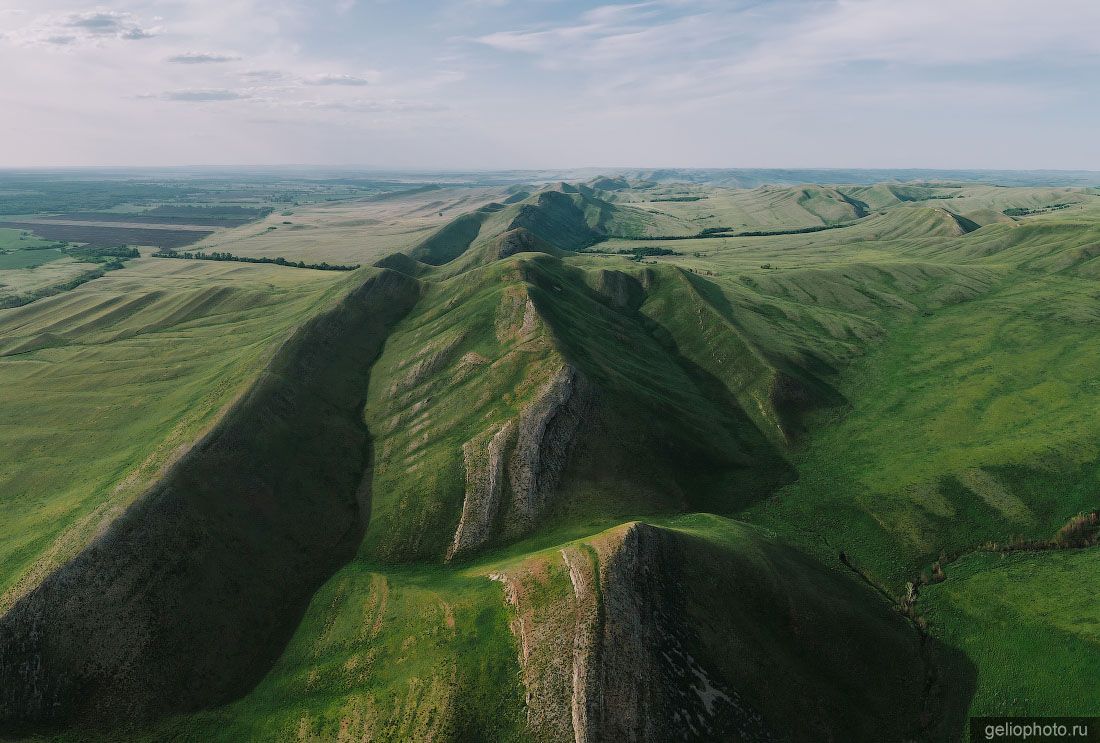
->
[143,566,527,743]
[918,548,1100,718]
[744,267,1100,586]
[0,257,350,609]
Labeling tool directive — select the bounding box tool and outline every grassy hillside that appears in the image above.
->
[136,514,969,742]
[407,184,693,271]
[3,177,1100,740]
[148,564,527,743]
[918,548,1100,718]
[616,183,865,232]
[0,269,420,728]
[0,258,351,610]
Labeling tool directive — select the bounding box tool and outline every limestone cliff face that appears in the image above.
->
[491,523,773,743]
[446,421,515,560]
[504,364,595,536]
[448,364,596,559]
[589,525,774,742]
[491,516,962,742]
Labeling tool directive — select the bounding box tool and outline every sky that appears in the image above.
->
[0,0,1098,169]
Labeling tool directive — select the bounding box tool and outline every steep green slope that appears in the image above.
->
[358,254,794,563]
[408,184,692,271]
[484,515,965,742]
[0,269,420,729]
[580,190,1100,727]
[150,565,528,743]
[0,259,350,610]
[408,205,498,265]
[744,270,1100,589]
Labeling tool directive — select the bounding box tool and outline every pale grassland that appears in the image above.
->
[191,186,511,264]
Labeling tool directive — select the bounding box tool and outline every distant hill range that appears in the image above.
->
[541,168,1100,189]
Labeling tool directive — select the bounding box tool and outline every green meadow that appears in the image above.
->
[918,548,1100,718]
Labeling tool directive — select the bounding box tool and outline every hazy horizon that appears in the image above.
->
[2,0,1099,170]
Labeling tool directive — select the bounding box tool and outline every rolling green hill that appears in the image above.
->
[2,177,1099,741]
[408,183,693,271]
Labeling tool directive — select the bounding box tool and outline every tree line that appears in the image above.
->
[152,250,359,271]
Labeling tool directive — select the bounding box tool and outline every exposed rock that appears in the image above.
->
[492,523,773,743]
[561,546,600,743]
[446,422,515,560]
[447,364,596,560]
[587,524,770,742]
[491,563,576,740]
[505,365,596,536]
[495,286,541,343]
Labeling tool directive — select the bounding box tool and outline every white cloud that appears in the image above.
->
[160,88,250,101]
[0,0,1097,168]
[167,52,240,64]
[305,73,378,86]
[9,8,162,46]
[296,98,446,112]
[241,69,287,81]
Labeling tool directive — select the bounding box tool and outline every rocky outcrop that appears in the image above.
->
[492,523,772,743]
[492,518,973,742]
[446,422,515,560]
[561,546,600,743]
[494,286,541,344]
[505,365,596,536]
[586,524,770,742]
[448,364,596,559]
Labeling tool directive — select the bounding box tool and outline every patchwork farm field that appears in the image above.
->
[1,171,1099,741]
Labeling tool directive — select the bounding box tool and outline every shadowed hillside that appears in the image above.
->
[0,269,420,729]
[490,516,973,742]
